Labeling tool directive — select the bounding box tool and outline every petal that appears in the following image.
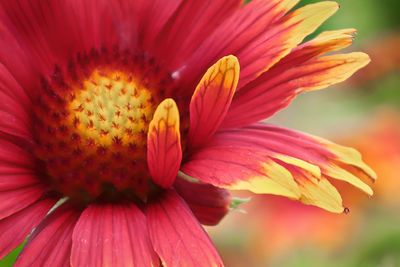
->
[0,0,118,61]
[0,184,46,220]
[0,198,56,259]
[182,145,301,199]
[14,202,80,267]
[71,202,159,267]
[223,52,370,129]
[0,173,39,191]
[188,56,239,149]
[0,0,121,96]
[180,0,299,89]
[0,65,33,140]
[151,0,243,70]
[237,1,340,87]
[204,123,375,211]
[0,139,36,170]
[146,190,223,267]
[147,98,182,188]
[276,28,358,67]
[174,176,232,226]
[107,0,182,50]
[274,156,344,212]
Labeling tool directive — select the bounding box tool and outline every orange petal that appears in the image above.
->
[188,55,239,149]
[147,98,182,188]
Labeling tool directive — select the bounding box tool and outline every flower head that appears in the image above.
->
[0,0,375,266]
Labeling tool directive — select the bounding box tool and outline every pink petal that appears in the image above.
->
[147,99,182,188]
[188,56,239,149]
[146,190,223,267]
[0,198,56,259]
[71,202,159,267]
[14,202,81,267]
[174,177,231,226]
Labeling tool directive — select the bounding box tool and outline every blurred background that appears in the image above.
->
[1,0,399,266]
[208,0,400,266]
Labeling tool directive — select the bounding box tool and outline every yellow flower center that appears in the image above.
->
[68,69,155,148]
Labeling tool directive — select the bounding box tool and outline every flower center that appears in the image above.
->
[33,50,179,202]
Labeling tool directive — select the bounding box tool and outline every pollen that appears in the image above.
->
[69,70,155,148]
[32,50,174,202]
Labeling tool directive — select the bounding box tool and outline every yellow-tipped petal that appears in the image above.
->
[189,55,240,148]
[147,98,182,188]
[228,160,301,199]
[305,52,371,91]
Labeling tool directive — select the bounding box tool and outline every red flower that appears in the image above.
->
[0,0,375,266]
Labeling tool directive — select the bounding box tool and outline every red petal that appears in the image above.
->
[174,177,231,226]
[0,173,39,191]
[146,190,223,267]
[236,1,339,88]
[0,66,33,140]
[115,0,183,49]
[0,139,36,170]
[0,198,56,259]
[192,123,375,211]
[223,52,370,129]
[14,202,81,267]
[151,0,243,71]
[188,56,239,149]
[0,61,32,106]
[182,144,300,199]
[179,0,298,89]
[147,99,182,188]
[0,0,120,96]
[71,203,159,267]
[0,184,45,220]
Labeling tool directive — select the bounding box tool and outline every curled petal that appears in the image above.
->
[147,98,182,188]
[188,55,239,148]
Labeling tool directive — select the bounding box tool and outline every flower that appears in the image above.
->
[0,0,375,266]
